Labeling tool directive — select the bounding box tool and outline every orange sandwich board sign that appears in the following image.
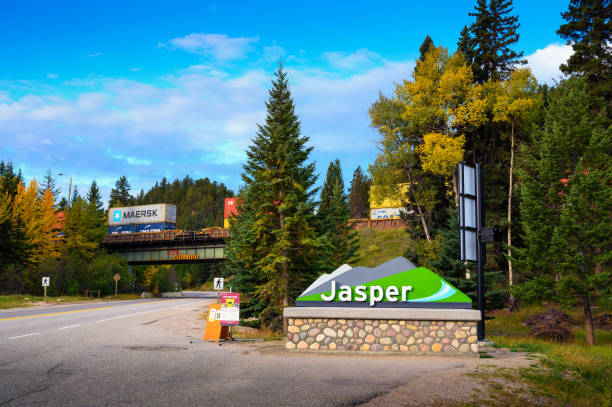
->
[204,303,229,341]
[219,293,240,326]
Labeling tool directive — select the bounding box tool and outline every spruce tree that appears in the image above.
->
[348,166,370,219]
[227,66,322,329]
[109,176,132,207]
[87,181,103,212]
[516,78,612,344]
[419,35,435,61]
[38,169,60,202]
[462,0,525,83]
[316,160,360,271]
[557,0,612,115]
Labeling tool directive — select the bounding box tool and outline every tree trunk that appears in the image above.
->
[583,295,595,346]
[403,162,431,242]
[452,170,459,207]
[508,123,515,286]
[279,195,289,334]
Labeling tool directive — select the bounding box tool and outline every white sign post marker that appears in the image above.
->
[42,277,50,304]
[214,278,224,303]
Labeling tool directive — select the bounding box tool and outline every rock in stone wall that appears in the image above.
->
[285,318,478,354]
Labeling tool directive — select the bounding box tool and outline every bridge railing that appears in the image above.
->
[102,228,230,246]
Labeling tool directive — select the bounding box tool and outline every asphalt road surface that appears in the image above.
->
[0,292,473,406]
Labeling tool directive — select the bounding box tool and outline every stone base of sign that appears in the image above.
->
[283,307,480,354]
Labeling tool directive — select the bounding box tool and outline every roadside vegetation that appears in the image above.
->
[478,304,612,406]
[0,293,142,309]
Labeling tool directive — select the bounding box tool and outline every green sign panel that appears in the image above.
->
[296,257,471,309]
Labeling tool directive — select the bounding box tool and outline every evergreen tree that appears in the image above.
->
[557,0,612,115]
[109,176,132,207]
[86,181,103,212]
[57,197,69,212]
[348,166,370,219]
[38,169,60,203]
[462,0,525,83]
[227,66,321,330]
[516,78,611,344]
[70,185,80,207]
[316,160,359,271]
[318,159,343,214]
[418,35,435,61]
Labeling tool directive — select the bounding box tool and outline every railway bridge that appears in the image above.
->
[102,229,229,265]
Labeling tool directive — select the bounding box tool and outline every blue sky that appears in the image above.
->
[0,0,572,204]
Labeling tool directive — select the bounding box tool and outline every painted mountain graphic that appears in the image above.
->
[296,257,472,308]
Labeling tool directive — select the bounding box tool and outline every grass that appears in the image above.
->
[0,293,142,309]
[484,305,612,407]
[354,228,413,267]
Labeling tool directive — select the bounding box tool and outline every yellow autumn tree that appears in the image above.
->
[11,180,60,266]
[369,47,476,242]
[397,46,473,201]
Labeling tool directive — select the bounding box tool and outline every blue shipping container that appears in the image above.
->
[134,222,176,233]
[108,225,135,235]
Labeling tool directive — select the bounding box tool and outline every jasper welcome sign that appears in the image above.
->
[296,257,472,308]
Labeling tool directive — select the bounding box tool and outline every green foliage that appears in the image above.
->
[226,66,323,330]
[133,175,232,229]
[108,175,132,207]
[461,0,525,83]
[87,253,133,295]
[516,77,612,344]
[38,169,60,203]
[316,160,360,272]
[348,166,370,219]
[558,0,612,115]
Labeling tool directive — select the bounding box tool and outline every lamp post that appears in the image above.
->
[58,173,72,209]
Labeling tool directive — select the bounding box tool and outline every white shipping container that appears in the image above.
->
[108,203,177,226]
[370,207,403,220]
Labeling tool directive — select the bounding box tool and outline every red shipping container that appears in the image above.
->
[224,198,239,219]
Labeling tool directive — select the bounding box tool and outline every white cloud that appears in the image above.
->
[0,50,417,198]
[88,52,103,57]
[263,45,286,62]
[162,33,258,61]
[47,73,59,79]
[526,43,573,85]
[322,49,383,71]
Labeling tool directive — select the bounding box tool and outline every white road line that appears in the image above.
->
[58,324,81,330]
[95,303,193,323]
[9,332,40,339]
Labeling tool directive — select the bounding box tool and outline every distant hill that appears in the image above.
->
[353,229,413,268]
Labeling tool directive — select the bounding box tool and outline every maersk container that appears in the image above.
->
[134,222,177,233]
[108,203,177,226]
[108,225,135,235]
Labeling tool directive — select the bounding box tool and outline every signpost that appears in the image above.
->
[113,274,121,296]
[42,277,50,304]
[459,162,493,342]
[214,277,224,303]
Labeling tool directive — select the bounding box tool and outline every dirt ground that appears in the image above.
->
[153,301,539,407]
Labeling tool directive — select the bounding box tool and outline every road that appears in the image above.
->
[0,291,489,407]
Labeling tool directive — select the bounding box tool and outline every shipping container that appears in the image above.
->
[108,225,135,235]
[108,203,177,226]
[224,198,239,219]
[370,207,404,220]
[134,222,176,233]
